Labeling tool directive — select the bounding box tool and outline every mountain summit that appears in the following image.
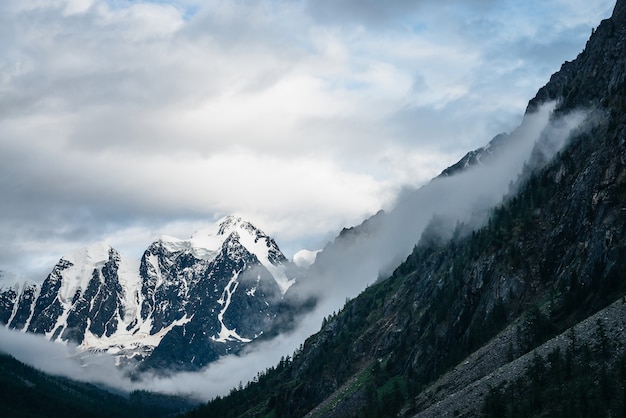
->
[0,216,296,371]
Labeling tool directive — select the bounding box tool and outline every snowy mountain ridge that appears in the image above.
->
[0,215,297,371]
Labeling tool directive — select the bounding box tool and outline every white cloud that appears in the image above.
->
[0,0,615,277]
[0,314,319,401]
[0,327,133,391]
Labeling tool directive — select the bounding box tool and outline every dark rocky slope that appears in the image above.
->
[185,1,626,416]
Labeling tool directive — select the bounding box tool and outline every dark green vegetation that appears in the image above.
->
[0,353,194,418]
[185,2,626,417]
[483,328,626,418]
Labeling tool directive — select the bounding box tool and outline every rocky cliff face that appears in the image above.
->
[529,0,626,114]
[188,2,626,416]
[0,216,297,372]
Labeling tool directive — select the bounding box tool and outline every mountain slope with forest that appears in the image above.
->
[185,1,626,417]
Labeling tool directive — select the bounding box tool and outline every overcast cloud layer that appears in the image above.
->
[0,0,615,281]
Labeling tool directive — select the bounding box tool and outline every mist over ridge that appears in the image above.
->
[296,102,591,313]
[0,0,618,406]
[0,101,593,401]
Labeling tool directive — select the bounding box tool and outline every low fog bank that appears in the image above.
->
[0,327,133,391]
[0,103,596,403]
[0,321,316,401]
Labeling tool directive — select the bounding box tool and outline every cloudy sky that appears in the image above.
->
[0,0,615,282]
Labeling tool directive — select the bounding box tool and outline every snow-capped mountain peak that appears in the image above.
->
[159,216,295,294]
[57,242,116,302]
[192,215,261,244]
[0,270,25,291]
[0,215,296,371]
[157,216,265,260]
